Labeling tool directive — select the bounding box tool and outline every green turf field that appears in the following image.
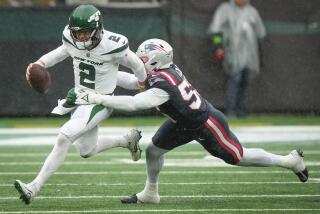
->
[0,115,319,213]
[0,142,319,213]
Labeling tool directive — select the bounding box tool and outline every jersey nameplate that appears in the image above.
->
[74,56,103,66]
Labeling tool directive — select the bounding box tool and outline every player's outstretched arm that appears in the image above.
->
[76,88,169,112]
[116,71,139,90]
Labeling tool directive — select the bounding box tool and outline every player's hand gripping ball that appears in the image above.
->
[26,63,51,94]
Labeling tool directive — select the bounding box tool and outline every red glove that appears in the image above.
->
[214,48,224,62]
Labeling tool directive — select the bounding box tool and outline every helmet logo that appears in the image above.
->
[145,43,167,54]
[88,11,101,23]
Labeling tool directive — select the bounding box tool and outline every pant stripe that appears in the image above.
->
[205,117,242,162]
[209,116,243,157]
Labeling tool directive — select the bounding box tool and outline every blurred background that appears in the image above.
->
[0,0,319,117]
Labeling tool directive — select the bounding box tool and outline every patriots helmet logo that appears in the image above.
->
[144,43,167,54]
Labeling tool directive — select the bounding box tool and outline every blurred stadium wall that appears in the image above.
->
[0,0,319,116]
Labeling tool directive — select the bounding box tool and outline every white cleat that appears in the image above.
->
[289,149,308,182]
[125,129,142,161]
[14,180,36,204]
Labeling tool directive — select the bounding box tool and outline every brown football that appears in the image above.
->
[27,63,51,94]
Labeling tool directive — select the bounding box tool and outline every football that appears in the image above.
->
[27,63,51,94]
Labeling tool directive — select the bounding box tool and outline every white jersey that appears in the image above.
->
[39,26,146,94]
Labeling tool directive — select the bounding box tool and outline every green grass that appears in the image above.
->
[0,142,319,213]
[1,114,320,128]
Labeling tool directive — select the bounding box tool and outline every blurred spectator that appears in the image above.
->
[2,0,59,7]
[208,0,266,117]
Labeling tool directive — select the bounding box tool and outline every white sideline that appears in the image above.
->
[0,126,320,145]
[0,208,320,213]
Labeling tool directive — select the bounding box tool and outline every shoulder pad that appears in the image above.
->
[147,73,167,87]
[101,30,129,55]
[62,25,75,47]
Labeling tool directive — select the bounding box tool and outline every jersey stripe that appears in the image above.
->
[63,35,75,47]
[151,71,177,85]
[205,116,243,163]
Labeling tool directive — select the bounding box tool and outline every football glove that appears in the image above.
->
[75,89,102,105]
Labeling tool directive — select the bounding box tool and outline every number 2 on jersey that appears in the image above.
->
[178,79,202,110]
[79,62,95,89]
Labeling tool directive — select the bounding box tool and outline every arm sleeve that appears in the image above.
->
[253,9,266,39]
[208,4,226,35]
[116,49,147,82]
[95,88,169,111]
[38,45,69,68]
[116,71,139,90]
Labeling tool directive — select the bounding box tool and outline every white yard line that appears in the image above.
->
[1,195,320,201]
[1,181,319,187]
[1,126,320,145]
[0,208,320,213]
[0,170,316,176]
[0,150,319,157]
[1,160,320,167]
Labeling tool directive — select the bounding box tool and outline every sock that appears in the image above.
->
[239,148,290,168]
[29,134,71,193]
[137,143,168,200]
[138,181,158,197]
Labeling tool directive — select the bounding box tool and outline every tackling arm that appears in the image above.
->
[78,88,169,111]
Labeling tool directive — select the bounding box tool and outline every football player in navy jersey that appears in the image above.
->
[76,38,308,204]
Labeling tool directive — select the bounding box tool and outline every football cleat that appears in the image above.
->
[290,149,309,182]
[121,193,160,204]
[14,180,36,204]
[125,129,142,161]
[121,194,139,204]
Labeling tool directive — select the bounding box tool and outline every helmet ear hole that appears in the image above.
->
[150,62,157,66]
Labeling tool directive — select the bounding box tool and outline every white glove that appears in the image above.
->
[75,89,102,105]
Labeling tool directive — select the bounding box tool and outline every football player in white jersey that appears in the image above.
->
[14,4,147,205]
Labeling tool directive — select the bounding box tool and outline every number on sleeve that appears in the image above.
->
[178,79,202,110]
[108,35,121,43]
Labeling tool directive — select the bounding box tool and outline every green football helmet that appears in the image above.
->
[69,4,103,50]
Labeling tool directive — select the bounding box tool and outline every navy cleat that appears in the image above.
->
[121,194,139,204]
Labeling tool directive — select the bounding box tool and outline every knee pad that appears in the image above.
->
[60,118,88,142]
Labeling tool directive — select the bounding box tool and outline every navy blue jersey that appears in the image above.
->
[146,64,209,129]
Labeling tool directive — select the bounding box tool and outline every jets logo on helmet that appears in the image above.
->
[88,11,101,23]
